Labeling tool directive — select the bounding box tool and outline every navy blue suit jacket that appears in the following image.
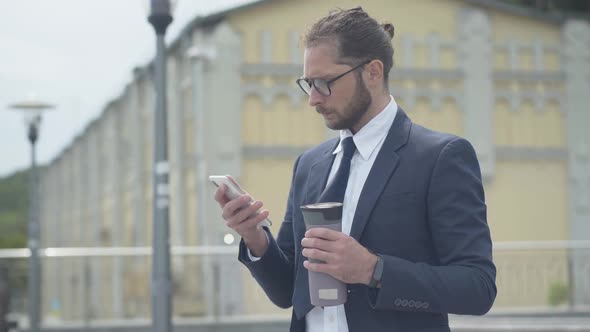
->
[239,109,497,332]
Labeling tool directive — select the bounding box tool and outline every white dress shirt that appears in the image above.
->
[250,96,398,331]
[306,96,398,332]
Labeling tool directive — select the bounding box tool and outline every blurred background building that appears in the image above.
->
[4,0,587,327]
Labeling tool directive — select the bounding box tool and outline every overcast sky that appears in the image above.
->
[0,0,253,177]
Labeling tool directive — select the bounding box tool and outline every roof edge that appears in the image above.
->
[466,0,590,24]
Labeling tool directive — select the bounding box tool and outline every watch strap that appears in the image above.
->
[368,254,383,288]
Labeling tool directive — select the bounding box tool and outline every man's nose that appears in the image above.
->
[308,88,325,107]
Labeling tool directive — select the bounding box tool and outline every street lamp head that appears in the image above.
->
[9,99,55,144]
[147,0,176,35]
[9,100,55,127]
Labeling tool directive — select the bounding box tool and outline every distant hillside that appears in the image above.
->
[0,169,28,248]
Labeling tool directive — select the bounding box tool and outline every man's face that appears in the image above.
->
[303,43,372,132]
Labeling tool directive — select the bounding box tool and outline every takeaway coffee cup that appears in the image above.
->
[300,202,347,306]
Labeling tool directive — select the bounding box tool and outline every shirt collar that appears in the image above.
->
[333,95,398,161]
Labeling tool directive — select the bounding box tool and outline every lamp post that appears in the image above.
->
[9,99,55,332]
[147,1,174,332]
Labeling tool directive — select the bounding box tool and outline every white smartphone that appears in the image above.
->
[209,175,272,227]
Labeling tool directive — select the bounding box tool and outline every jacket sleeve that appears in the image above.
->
[369,137,497,315]
[238,155,301,309]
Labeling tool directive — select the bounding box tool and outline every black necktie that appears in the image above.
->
[319,136,357,203]
[293,136,356,319]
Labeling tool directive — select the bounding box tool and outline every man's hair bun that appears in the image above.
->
[382,23,394,39]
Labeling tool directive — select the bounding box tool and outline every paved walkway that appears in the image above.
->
[451,313,590,331]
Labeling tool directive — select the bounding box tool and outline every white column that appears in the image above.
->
[458,7,495,180]
[39,165,55,321]
[109,108,123,318]
[130,74,148,315]
[563,20,590,240]
[92,125,104,318]
[72,145,82,320]
[562,19,590,306]
[206,23,244,316]
[79,134,92,323]
[187,34,215,318]
[62,153,73,318]
[167,54,186,248]
[188,21,244,318]
[130,73,147,247]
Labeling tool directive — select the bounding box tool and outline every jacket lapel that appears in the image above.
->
[305,139,338,204]
[349,108,412,241]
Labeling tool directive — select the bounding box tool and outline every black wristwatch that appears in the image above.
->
[368,254,384,288]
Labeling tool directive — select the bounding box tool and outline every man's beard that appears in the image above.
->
[316,77,372,131]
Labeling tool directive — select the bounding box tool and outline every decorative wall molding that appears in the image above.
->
[400,33,457,68]
[241,83,464,111]
[392,87,463,111]
[242,83,301,106]
[241,65,465,109]
[494,41,560,52]
[494,40,560,71]
[392,68,464,80]
[493,70,565,82]
[496,146,567,161]
[494,89,565,112]
[242,63,465,81]
[242,63,300,76]
[243,145,568,161]
[243,145,311,159]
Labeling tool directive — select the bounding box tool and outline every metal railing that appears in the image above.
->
[0,241,589,331]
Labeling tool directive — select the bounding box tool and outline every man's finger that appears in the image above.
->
[234,210,270,233]
[214,184,230,207]
[304,227,343,240]
[303,260,333,276]
[228,202,262,226]
[229,201,264,227]
[221,194,252,220]
[301,237,337,253]
[302,248,334,263]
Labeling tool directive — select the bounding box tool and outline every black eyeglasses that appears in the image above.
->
[296,60,370,97]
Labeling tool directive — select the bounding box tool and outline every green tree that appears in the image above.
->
[0,169,29,249]
[0,169,30,301]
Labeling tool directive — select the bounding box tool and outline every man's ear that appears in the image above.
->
[366,60,384,84]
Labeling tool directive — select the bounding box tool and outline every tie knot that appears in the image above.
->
[341,137,356,160]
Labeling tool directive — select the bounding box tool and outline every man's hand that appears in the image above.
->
[301,228,378,285]
[214,183,269,256]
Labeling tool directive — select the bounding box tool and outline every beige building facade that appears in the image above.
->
[38,0,590,321]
